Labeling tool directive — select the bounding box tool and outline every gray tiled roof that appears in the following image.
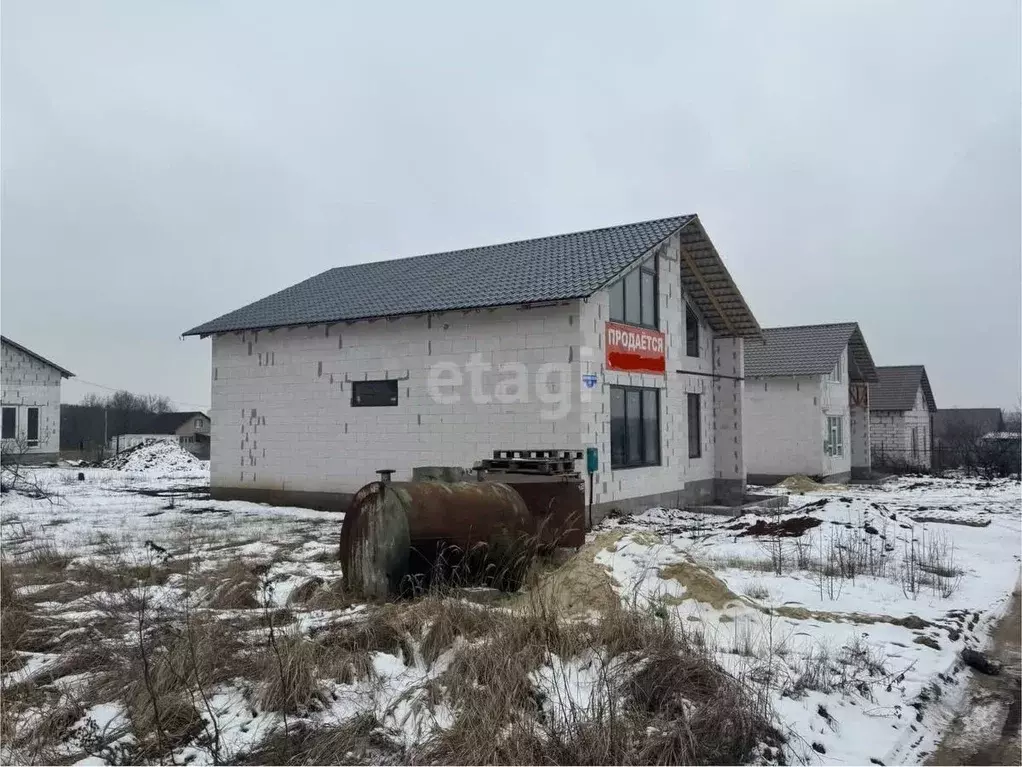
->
[933,408,1004,441]
[0,336,74,378]
[184,215,761,338]
[871,365,936,412]
[744,323,878,381]
[184,216,693,336]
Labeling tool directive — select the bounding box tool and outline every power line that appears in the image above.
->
[71,377,209,411]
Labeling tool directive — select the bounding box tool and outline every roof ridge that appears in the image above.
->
[326,214,694,273]
[761,321,858,332]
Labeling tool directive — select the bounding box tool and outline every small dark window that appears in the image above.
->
[26,407,39,446]
[607,256,658,329]
[686,305,699,357]
[351,380,399,407]
[610,386,660,469]
[1,408,14,439]
[687,393,701,458]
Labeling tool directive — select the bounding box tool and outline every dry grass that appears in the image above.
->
[205,560,260,609]
[238,713,398,765]
[256,627,326,714]
[418,602,780,765]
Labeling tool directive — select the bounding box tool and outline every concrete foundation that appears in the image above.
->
[210,485,351,512]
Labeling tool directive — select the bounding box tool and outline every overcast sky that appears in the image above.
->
[2,1,1019,410]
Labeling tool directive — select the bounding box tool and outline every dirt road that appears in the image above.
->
[928,586,1021,766]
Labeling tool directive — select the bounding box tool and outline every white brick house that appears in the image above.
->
[1,336,74,463]
[869,365,937,470]
[184,215,761,519]
[743,323,878,484]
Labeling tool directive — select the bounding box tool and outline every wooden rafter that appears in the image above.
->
[679,244,738,336]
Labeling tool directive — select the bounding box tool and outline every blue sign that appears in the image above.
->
[582,374,598,389]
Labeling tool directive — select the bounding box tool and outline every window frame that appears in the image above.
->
[351,379,400,408]
[26,407,39,447]
[687,393,702,458]
[609,385,661,469]
[608,255,659,330]
[1,407,15,440]
[824,415,844,457]
[685,304,700,358]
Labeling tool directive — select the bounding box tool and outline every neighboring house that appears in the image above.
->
[933,408,1004,447]
[111,412,211,458]
[743,323,878,484]
[184,215,762,520]
[1,336,74,464]
[869,365,937,470]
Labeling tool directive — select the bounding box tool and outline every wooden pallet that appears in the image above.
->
[479,457,578,476]
[492,449,583,461]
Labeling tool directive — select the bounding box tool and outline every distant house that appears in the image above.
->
[869,366,937,470]
[933,408,1004,446]
[743,323,878,484]
[111,412,210,458]
[1,336,74,463]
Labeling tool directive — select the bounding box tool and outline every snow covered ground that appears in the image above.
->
[595,474,1021,765]
[1,457,1018,765]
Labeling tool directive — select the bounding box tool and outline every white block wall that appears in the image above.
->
[870,386,932,468]
[744,376,826,477]
[577,231,727,507]
[744,346,853,479]
[0,342,63,457]
[210,303,582,495]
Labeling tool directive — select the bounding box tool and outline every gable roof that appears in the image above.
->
[134,412,208,435]
[871,365,937,412]
[183,215,761,338]
[0,336,74,378]
[933,408,1004,441]
[744,323,878,381]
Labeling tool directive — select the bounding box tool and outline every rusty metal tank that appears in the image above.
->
[339,479,534,599]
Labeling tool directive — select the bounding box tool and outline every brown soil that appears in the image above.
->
[738,517,822,538]
[928,585,1021,766]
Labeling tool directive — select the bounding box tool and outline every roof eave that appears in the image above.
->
[182,296,589,339]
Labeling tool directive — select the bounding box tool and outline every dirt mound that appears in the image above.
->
[103,439,205,475]
[518,532,623,615]
[776,475,823,492]
[738,516,823,538]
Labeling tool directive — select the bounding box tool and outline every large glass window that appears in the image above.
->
[610,386,660,469]
[687,393,702,458]
[26,408,39,446]
[1,408,14,440]
[608,256,658,329]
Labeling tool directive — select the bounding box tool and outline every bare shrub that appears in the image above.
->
[746,581,771,601]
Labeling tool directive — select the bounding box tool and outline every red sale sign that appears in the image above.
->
[605,322,666,375]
